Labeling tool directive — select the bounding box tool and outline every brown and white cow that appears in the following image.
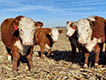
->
[1,16,43,71]
[66,16,106,68]
[34,28,63,58]
[66,21,83,62]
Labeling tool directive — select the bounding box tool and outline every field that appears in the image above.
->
[0,28,106,80]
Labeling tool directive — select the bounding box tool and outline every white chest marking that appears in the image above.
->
[45,44,51,49]
[14,40,30,55]
[85,38,101,52]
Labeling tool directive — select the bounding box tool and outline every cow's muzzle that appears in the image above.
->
[23,42,33,46]
[53,40,57,43]
[79,38,87,45]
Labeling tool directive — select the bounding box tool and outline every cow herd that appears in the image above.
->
[0,15,106,71]
[66,16,106,68]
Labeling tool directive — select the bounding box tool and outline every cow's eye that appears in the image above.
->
[19,29,22,31]
[87,29,89,31]
[19,29,23,34]
[32,29,35,32]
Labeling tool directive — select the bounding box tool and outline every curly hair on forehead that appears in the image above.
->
[35,21,43,27]
[12,16,23,26]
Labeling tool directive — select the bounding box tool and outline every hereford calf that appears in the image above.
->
[66,21,84,61]
[34,28,63,58]
[77,16,106,68]
[1,16,43,71]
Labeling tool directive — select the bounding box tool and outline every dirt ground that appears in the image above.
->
[0,28,106,80]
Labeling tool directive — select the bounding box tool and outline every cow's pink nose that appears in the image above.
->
[79,39,86,44]
[53,40,57,42]
[24,42,33,46]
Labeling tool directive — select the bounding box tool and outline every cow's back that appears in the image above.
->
[1,18,18,48]
[91,16,106,42]
[35,28,51,45]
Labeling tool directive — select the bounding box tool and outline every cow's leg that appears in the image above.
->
[26,47,33,71]
[45,44,52,56]
[84,52,89,68]
[40,43,45,58]
[12,46,20,71]
[99,43,103,64]
[47,49,52,56]
[71,42,76,61]
[6,47,11,54]
[6,47,12,61]
[80,48,85,63]
[94,44,101,68]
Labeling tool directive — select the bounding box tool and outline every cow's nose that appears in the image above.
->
[53,40,57,42]
[24,42,33,46]
[79,39,86,44]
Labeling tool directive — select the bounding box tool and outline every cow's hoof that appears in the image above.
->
[40,55,46,59]
[47,54,51,58]
[94,63,99,68]
[28,68,33,73]
[94,63,102,68]
[7,55,11,61]
[84,64,88,68]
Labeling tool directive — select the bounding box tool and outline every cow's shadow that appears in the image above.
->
[38,50,106,67]
[17,55,31,70]
[19,49,106,68]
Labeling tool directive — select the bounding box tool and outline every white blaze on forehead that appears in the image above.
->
[18,17,35,45]
[77,19,92,44]
[51,28,59,41]
[66,21,77,37]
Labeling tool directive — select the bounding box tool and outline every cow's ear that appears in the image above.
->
[72,25,76,30]
[66,21,69,24]
[13,24,18,30]
[13,24,19,37]
[58,30,63,34]
[12,16,21,31]
[35,21,43,28]
[12,20,19,31]
[72,24,76,30]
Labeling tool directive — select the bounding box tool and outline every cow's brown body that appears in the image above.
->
[91,16,106,42]
[34,28,53,58]
[1,18,19,48]
[1,16,43,71]
[1,17,23,71]
[34,28,63,58]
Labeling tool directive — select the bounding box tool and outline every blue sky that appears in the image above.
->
[0,0,106,27]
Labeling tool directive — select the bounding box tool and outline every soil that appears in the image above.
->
[0,28,106,80]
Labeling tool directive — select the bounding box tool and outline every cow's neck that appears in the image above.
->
[46,34,54,47]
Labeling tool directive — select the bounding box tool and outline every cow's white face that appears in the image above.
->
[77,19,93,44]
[66,21,76,37]
[18,17,35,46]
[51,28,60,42]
